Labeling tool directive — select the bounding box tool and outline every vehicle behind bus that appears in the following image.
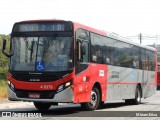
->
[157,64,160,89]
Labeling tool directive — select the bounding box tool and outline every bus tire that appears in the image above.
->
[125,86,141,105]
[98,101,104,109]
[81,87,100,111]
[125,99,131,104]
[133,86,142,105]
[34,102,51,111]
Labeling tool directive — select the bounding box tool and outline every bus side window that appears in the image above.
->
[81,41,89,63]
[147,50,156,71]
[140,48,148,70]
[91,33,103,63]
[131,46,140,69]
[76,29,89,63]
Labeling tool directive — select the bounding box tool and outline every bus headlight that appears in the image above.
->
[8,81,15,91]
[8,81,10,85]
[57,80,72,92]
[65,81,71,87]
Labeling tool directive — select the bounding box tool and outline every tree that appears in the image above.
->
[0,34,10,80]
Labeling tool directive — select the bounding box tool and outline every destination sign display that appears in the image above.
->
[13,22,72,32]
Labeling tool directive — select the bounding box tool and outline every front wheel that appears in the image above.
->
[81,87,100,111]
[33,102,51,111]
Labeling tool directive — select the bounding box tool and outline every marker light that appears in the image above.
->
[8,81,11,85]
[83,76,87,82]
[10,83,15,91]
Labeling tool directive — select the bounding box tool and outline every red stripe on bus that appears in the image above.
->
[107,82,156,85]
[107,82,137,85]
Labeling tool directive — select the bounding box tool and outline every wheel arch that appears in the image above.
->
[93,82,102,102]
[137,83,142,98]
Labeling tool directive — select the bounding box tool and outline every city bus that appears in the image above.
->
[2,19,157,111]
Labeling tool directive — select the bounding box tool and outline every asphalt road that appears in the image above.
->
[1,90,160,120]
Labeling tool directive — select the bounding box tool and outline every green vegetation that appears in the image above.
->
[0,80,7,98]
[0,34,10,98]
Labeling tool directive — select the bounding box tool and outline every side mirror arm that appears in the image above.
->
[2,39,13,58]
[2,50,13,58]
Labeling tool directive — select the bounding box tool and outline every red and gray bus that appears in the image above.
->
[2,19,157,110]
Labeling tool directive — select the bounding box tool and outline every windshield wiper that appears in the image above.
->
[30,39,35,62]
[24,37,36,62]
[44,34,57,53]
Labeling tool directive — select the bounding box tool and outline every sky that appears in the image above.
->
[0,0,160,45]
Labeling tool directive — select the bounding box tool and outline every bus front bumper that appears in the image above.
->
[8,86,74,103]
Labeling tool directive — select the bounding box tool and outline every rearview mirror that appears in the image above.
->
[2,39,6,51]
[2,39,13,58]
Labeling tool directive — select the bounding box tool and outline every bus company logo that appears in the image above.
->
[2,112,42,118]
[30,79,40,82]
[109,71,112,78]
[99,70,104,77]
[109,70,119,78]
[2,112,11,117]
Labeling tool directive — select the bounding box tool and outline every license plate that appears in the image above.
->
[29,93,40,98]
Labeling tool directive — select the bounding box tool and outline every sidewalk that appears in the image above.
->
[0,98,10,104]
[0,100,33,110]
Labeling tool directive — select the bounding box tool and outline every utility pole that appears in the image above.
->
[139,33,142,44]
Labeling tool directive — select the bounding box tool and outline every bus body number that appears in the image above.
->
[40,85,53,90]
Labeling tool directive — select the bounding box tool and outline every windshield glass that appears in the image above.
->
[10,36,73,72]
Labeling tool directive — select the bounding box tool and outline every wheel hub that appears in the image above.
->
[90,91,97,106]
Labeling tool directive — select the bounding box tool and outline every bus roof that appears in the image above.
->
[106,32,156,51]
[16,19,156,51]
[73,22,155,51]
[20,19,65,23]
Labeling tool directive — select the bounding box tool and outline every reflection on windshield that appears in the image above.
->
[10,37,73,72]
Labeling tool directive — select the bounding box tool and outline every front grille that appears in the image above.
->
[15,89,56,99]
[13,74,59,82]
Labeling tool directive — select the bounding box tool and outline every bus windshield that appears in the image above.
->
[10,36,73,72]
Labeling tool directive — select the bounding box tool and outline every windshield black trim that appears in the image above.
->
[9,69,73,82]
[11,31,73,37]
